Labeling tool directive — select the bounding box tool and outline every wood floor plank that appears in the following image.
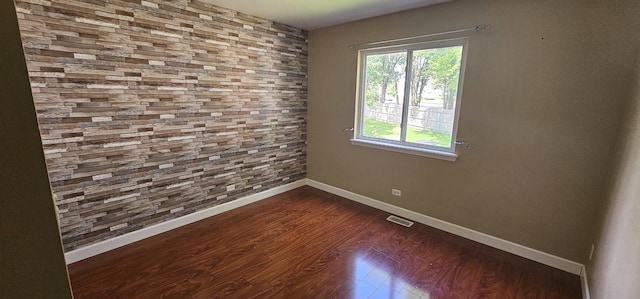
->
[68,186,582,298]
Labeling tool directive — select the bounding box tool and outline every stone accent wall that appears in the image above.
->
[15,0,307,251]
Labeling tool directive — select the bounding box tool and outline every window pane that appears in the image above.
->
[362,51,407,142]
[405,46,462,147]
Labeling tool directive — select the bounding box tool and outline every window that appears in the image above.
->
[352,38,468,161]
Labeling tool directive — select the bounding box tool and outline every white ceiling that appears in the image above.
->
[204,0,451,30]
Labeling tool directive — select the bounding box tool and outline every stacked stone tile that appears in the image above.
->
[15,0,307,251]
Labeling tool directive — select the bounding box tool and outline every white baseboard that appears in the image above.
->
[581,266,591,299]
[64,179,306,264]
[65,177,586,278]
[305,179,584,275]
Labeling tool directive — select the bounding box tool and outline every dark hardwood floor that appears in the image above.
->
[68,186,582,298]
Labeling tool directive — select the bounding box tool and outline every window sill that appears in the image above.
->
[350,139,458,162]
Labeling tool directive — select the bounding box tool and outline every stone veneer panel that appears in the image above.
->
[15,0,307,251]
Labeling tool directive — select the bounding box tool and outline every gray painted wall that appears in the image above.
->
[587,63,640,298]
[307,0,640,262]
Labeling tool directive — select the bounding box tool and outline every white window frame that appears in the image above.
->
[352,37,468,162]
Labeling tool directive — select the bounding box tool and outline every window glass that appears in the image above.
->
[362,51,407,142]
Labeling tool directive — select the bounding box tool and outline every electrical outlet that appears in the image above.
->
[392,189,402,197]
[589,244,595,261]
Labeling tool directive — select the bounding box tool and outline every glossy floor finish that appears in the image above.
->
[68,186,582,298]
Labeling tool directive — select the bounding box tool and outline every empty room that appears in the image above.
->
[2,0,639,298]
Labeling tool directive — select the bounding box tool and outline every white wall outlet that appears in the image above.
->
[391,189,402,197]
[589,243,595,261]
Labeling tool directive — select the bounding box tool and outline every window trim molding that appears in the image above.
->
[353,37,469,161]
[351,138,458,161]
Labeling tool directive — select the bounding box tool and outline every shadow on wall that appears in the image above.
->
[0,1,72,297]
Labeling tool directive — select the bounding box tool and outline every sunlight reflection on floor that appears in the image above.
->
[352,254,430,299]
